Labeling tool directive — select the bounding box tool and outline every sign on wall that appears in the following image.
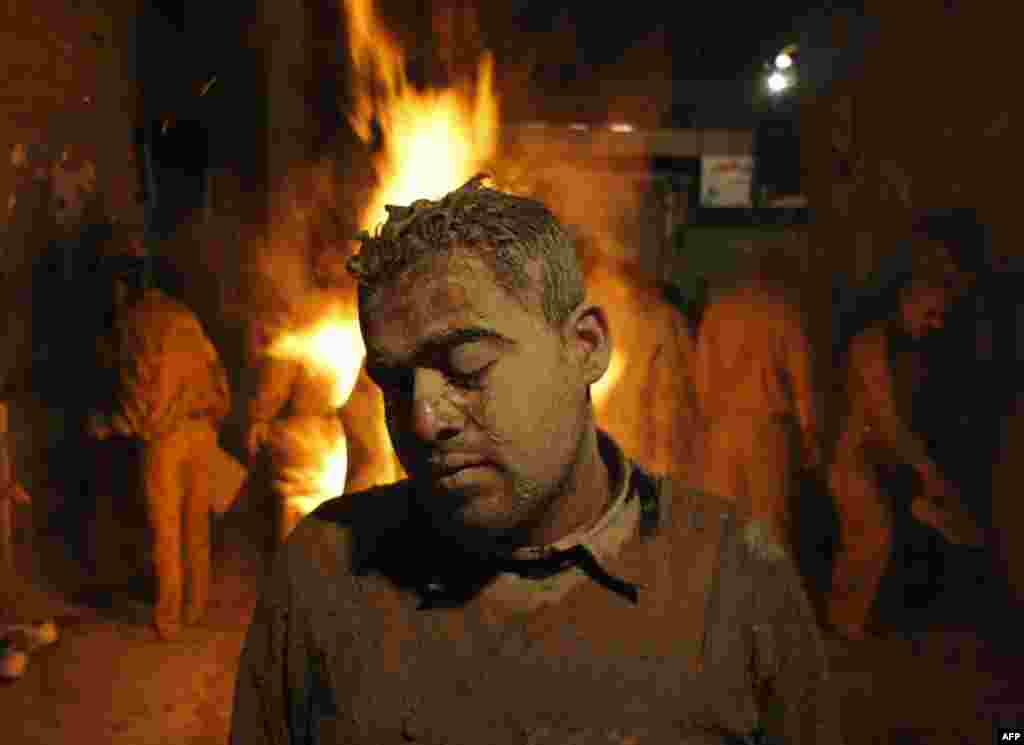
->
[700,155,754,207]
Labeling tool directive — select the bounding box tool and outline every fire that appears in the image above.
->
[343,0,498,233]
[585,254,633,414]
[272,415,349,515]
[262,0,497,524]
[591,347,626,412]
[268,299,366,409]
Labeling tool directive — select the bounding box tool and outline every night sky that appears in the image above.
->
[510,0,861,78]
[138,0,867,207]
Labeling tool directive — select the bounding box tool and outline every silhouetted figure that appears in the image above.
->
[829,278,983,640]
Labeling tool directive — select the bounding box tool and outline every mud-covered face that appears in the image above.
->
[360,253,610,550]
[900,286,948,340]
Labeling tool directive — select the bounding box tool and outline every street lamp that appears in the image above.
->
[766,44,798,95]
[767,71,791,93]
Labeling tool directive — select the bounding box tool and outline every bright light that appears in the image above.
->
[767,72,790,93]
[774,52,793,70]
[609,122,634,133]
[569,122,589,131]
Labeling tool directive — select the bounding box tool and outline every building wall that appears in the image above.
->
[800,1,1017,284]
[1,0,142,382]
[798,1,1019,494]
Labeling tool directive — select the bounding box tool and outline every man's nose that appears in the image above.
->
[410,370,460,442]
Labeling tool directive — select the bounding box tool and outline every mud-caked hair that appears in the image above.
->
[346,175,586,326]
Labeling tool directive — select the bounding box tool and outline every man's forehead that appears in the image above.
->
[362,273,515,361]
[367,270,486,329]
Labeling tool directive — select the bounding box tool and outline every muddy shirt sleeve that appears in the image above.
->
[230,547,312,745]
[649,306,699,475]
[745,537,843,745]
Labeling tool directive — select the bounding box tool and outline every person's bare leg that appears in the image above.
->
[142,432,185,641]
[0,496,13,573]
[828,459,893,638]
[183,427,212,626]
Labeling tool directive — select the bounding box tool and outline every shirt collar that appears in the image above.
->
[503,429,635,563]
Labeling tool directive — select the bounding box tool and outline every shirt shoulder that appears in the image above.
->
[662,477,788,563]
[283,480,418,587]
[657,477,738,555]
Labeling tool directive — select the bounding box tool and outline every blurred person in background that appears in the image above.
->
[693,251,822,550]
[828,277,983,640]
[89,285,242,641]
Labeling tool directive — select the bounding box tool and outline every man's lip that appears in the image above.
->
[429,458,490,478]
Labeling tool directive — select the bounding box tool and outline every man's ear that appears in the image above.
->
[565,303,611,386]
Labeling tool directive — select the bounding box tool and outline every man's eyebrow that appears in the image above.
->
[367,326,515,368]
[416,326,516,356]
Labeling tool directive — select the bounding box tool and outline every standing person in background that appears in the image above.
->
[828,277,983,640]
[89,287,241,641]
[244,287,343,545]
[693,256,822,550]
[584,249,700,479]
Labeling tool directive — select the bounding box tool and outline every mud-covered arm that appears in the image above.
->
[779,308,820,460]
[692,307,718,415]
[202,338,232,424]
[650,308,700,475]
[230,548,311,745]
[850,330,935,473]
[747,539,844,745]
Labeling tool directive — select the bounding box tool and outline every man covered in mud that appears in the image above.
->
[828,277,984,639]
[244,278,400,546]
[693,256,821,550]
[231,178,840,744]
[90,283,243,641]
[244,285,346,544]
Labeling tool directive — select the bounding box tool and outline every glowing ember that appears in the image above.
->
[344,0,499,233]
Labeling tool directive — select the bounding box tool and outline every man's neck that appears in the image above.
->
[521,425,614,549]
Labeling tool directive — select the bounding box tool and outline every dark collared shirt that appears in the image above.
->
[231,432,840,745]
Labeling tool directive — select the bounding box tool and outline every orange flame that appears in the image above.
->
[267,0,497,521]
[591,347,626,413]
[268,299,366,409]
[344,0,499,233]
[273,418,349,514]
